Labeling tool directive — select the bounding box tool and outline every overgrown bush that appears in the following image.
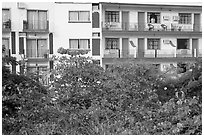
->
[2,49,201,135]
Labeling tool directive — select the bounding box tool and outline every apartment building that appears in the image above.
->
[2,2,202,84]
[100,2,202,71]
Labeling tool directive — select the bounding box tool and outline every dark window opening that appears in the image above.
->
[147,39,160,50]
[105,38,119,49]
[177,39,189,49]
[147,12,160,23]
[105,11,119,22]
[92,3,99,10]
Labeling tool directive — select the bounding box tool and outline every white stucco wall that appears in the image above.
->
[53,3,93,56]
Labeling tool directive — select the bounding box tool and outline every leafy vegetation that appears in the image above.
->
[2,48,202,135]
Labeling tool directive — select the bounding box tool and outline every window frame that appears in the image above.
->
[69,39,90,49]
[105,11,120,23]
[147,38,161,50]
[27,10,48,30]
[105,38,119,49]
[177,39,190,49]
[68,11,90,23]
[147,12,161,24]
[26,38,48,58]
[178,13,192,24]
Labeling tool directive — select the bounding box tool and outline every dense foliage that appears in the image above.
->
[2,49,202,134]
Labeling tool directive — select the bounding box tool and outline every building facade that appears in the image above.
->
[2,2,202,84]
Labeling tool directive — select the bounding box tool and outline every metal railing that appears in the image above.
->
[23,20,49,31]
[103,49,201,58]
[102,22,202,32]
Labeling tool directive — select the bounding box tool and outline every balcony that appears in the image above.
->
[102,22,202,32]
[2,20,11,32]
[104,49,119,58]
[103,49,201,59]
[23,20,49,32]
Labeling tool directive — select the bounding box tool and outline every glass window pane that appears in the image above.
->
[27,10,38,29]
[37,39,47,57]
[27,39,37,58]
[70,39,79,49]
[79,11,89,21]
[2,9,10,22]
[80,39,89,49]
[69,11,78,21]
[38,11,47,29]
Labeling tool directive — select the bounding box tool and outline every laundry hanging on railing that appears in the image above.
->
[169,41,176,47]
[129,40,136,47]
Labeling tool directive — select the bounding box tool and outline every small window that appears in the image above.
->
[147,39,160,50]
[69,39,90,49]
[147,12,161,23]
[179,13,191,24]
[69,11,90,22]
[92,3,99,10]
[105,38,119,49]
[177,39,190,49]
[105,11,119,22]
[92,33,100,37]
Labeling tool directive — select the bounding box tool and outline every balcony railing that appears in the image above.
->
[23,20,49,32]
[103,49,201,58]
[2,20,11,32]
[102,22,202,32]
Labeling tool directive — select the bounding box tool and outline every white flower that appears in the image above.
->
[164,87,167,90]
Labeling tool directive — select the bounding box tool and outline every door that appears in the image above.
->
[138,12,145,31]
[122,11,129,30]
[194,14,200,31]
[122,38,129,58]
[138,38,144,58]
[192,39,198,57]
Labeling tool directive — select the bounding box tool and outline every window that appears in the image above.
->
[147,12,161,23]
[69,39,90,49]
[26,39,48,58]
[27,10,47,30]
[69,11,90,22]
[92,33,100,37]
[2,38,9,56]
[105,38,119,49]
[179,13,191,24]
[105,11,119,22]
[2,9,10,22]
[177,39,190,49]
[147,39,160,50]
[92,3,99,10]
[2,9,10,29]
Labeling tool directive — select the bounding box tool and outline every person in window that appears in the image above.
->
[150,13,157,23]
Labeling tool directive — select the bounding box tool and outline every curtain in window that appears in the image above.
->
[80,39,89,49]
[27,11,38,29]
[27,39,36,58]
[69,12,78,21]
[38,11,47,30]
[2,9,10,22]
[2,39,9,56]
[37,39,47,57]
[70,40,79,49]
[79,11,89,21]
